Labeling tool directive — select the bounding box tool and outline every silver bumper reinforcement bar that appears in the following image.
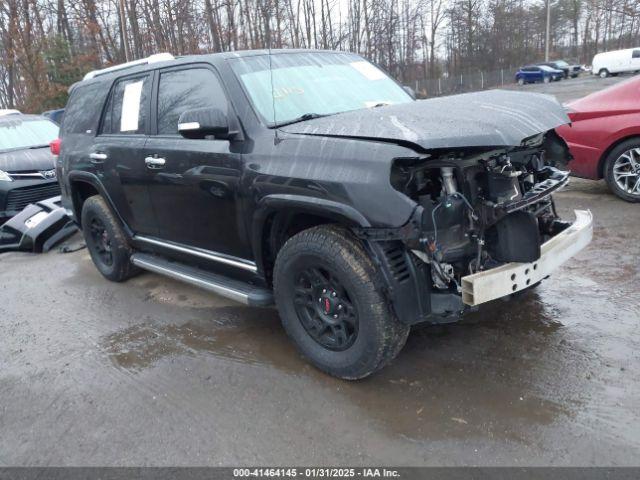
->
[461,209,593,306]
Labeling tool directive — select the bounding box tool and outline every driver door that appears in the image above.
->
[143,65,247,258]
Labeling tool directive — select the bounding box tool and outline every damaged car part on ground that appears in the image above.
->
[58,50,593,379]
[0,196,78,253]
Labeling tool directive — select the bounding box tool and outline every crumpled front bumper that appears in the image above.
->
[461,210,593,306]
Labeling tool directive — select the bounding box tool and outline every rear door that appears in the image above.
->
[142,65,246,257]
[94,73,158,235]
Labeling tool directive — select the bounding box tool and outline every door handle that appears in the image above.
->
[145,156,166,169]
[89,152,107,163]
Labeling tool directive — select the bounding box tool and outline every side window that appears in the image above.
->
[101,75,150,135]
[157,68,228,135]
[633,50,640,59]
[62,82,110,135]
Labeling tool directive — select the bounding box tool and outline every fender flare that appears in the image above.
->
[251,194,371,275]
[67,170,133,237]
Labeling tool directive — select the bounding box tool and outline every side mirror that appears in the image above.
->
[178,107,235,140]
[403,85,416,99]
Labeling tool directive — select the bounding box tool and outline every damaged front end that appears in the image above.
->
[359,131,593,325]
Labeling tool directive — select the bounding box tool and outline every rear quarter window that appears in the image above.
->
[100,75,151,135]
[62,82,110,135]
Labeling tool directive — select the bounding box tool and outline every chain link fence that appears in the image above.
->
[413,68,516,98]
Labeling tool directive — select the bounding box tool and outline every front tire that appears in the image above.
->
[599,69,609,78]
[604,139,640,202]
[543,76,550,84]
[81,195,139,281]
[517,77,524,86]
[273,226,409,379]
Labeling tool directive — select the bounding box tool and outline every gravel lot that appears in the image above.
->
[0,75,638,467]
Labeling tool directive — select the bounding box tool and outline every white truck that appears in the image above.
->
[592,47,640,77]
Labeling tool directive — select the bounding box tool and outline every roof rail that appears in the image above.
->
[83,52,175,81]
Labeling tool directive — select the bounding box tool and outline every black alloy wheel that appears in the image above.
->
[88,216,113,267]
[294,266,358,351]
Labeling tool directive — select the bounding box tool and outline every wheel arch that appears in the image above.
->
[67,171,132,237]
[252,194,371,284]
[597,134,640,179]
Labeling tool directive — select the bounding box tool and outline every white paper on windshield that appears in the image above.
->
[120,80,143,132]
[350,61,386,81]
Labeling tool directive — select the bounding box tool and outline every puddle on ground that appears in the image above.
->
[103,290,579,443]
[325,292,575,442]
[103,306,307,374]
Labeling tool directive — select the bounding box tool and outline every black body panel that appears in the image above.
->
[0,196,77,253]
[281,89,569,150]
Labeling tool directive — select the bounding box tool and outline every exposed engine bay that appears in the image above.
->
[378,130,585,321]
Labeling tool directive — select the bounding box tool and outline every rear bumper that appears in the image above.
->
[461,210,593,306]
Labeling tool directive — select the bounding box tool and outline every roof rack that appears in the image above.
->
[83,52,175,81]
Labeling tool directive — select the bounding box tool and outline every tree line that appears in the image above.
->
[1,0,638,112]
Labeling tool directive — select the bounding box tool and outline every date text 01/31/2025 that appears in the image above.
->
[233,468,401,478]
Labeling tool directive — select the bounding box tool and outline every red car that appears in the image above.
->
[556,75,640,202]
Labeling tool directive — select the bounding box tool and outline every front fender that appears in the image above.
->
[251,194,371,276]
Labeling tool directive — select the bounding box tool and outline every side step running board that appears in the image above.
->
[130,253,274,307]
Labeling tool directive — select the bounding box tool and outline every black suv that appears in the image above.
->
[59,50,592,379]
[538,60,582,79]
[1,113,60,222]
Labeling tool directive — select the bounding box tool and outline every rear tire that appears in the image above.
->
[517,77,524,86]
[273,225,409,380]
[81,195,139,281]
[603,138,640,203]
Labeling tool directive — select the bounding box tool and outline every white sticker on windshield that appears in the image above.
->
[350,61,386,81]
[120,80,143,132]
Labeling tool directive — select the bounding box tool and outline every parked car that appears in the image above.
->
[58,50,592,379]
[556,75,640,202]
[592,47,640,78]
[0,109,21,117]
[538,60,581,79]
[0,114,61,222]
[515,65,564,85]
[42,108,65,125]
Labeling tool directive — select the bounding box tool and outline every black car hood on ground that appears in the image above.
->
[281,89,570,151]
[0,147,55,172]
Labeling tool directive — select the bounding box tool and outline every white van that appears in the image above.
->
[592,48,640,77]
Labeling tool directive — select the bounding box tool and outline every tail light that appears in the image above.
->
[50,138,61,156]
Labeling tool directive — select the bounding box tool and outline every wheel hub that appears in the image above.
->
[318,290,340,316]
[293,267,358,351]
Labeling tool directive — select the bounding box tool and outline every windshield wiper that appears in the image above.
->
[274,113,331,128]
[28,144,50,149]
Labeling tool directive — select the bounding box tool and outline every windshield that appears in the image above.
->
[539,65,556,72]
[555,60,569,67]
[0,118,59,152]
[230,52,413,127]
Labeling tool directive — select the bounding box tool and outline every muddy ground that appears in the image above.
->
[0,76,639,467]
